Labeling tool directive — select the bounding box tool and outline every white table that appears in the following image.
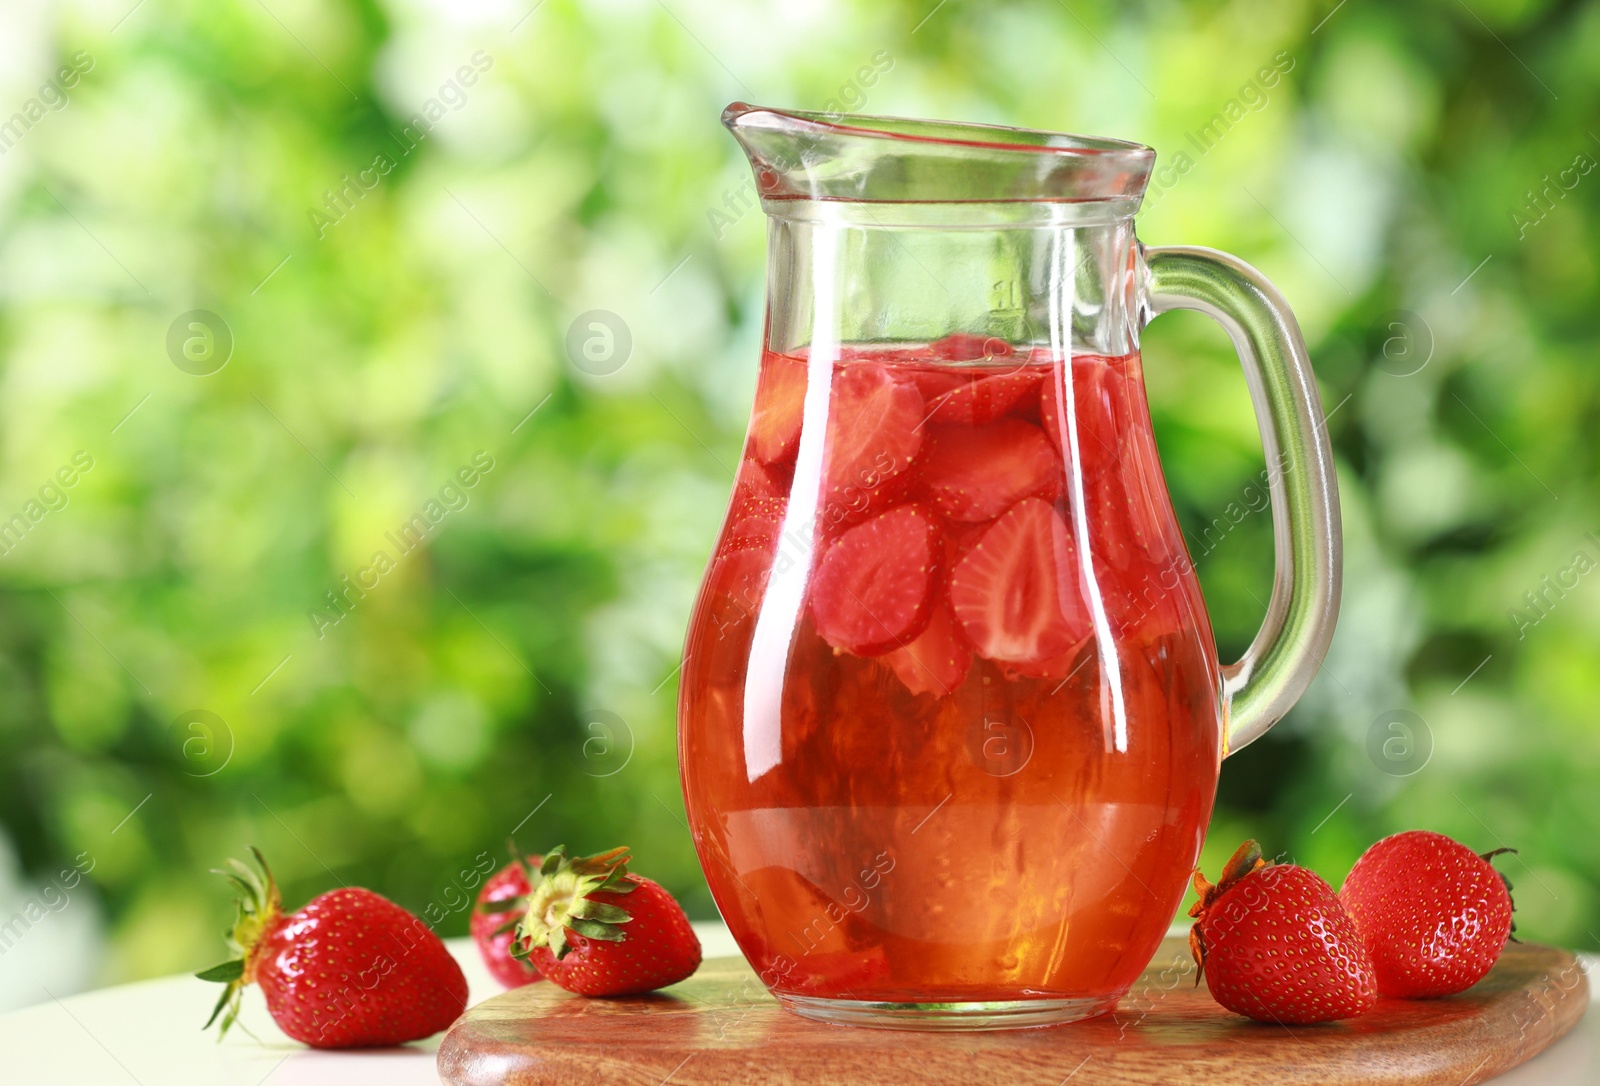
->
[1,925,1593,1085]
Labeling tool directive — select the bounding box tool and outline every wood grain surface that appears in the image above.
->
[437,937,1588,1086]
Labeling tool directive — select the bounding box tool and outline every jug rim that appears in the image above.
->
[723,102,1154,207]
[723,103,1154,161]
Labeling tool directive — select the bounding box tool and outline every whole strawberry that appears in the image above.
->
[197,849,467,1048]
[513,845,701,996]
[1341,830,1515,998]
[471,858,544,988]
[1189,841,1378,1024]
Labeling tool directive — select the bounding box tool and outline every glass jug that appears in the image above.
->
[678,104,1341,1030]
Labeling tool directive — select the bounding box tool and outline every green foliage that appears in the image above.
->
[0,0,1596,983]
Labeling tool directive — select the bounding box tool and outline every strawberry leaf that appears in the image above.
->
[202,983,236,1031]
[569,900,630,924]
[568,917,625,942]
[195,959,244,983]
[477,897,523,915]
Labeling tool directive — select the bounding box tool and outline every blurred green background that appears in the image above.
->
[0,0,1597,1006]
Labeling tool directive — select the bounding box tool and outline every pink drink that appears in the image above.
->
[680,340,1221,1012]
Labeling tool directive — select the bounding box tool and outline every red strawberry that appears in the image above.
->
[1189,841,1378,1025]
[749,351,808,466]
[906,368,973,400]
[917,419,1061,522]
[940,519,989,571]
[702,543,772,637]
[809,504,939,656]
[471,860,544,989]
[514,846,701,997]
[198,849,467,1048]
[726,494,787,551]
[923,370,1042,426]
[948,498,1090,667]
[733,457,784,501]
[882,597,972,697]
[1039,354,1126,477]
[1340,830,1516,998]
[820,363,924,520]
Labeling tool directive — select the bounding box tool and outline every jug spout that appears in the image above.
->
[723,102,1154,212]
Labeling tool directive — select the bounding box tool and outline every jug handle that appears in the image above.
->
[1140,245,1343,756]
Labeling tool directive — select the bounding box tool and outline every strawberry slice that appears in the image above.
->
[883,599,972,697]
[697,543,774,684]
[733,457,784,501]
[922,369,1042,426]
[941,519,989,571]
[749,351,809,466]
[820,364,925,525]
[1039,354,1126,480]
[907,368,973,400]
[949,498,1091,666]
[916,418,1062,523]
[809,504,938,656]
[726,495,786,551]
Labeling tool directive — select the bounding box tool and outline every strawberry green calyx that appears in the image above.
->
[1190,839,1268,913]
[196,847,283,1039]
[1187,839,1269,971]
[515,845,636,961]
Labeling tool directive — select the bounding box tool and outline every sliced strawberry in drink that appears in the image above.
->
[929,332,1013,362]
[883,599,972,697]
[749,351,809,466]
[949,498,1091,666]
[940,519,989,571]
[1039,354,1127,481]
[733,457,784,502]
[701,543,773,651]
[809,504,938,656]
[916,418,1062,523]
[726,495,787,551]
[923,369,1042,426]
[820,364,925,524]
[1112,571,1190,649]
[907,368,973,400]
[1003,641,1089,682]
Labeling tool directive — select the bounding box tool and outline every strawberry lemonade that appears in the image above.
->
[680,335,1223,1021]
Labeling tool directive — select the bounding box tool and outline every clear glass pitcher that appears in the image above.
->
[678,104,1341,1030]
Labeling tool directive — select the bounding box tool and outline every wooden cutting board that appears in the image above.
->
[437,937,1588,1086]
